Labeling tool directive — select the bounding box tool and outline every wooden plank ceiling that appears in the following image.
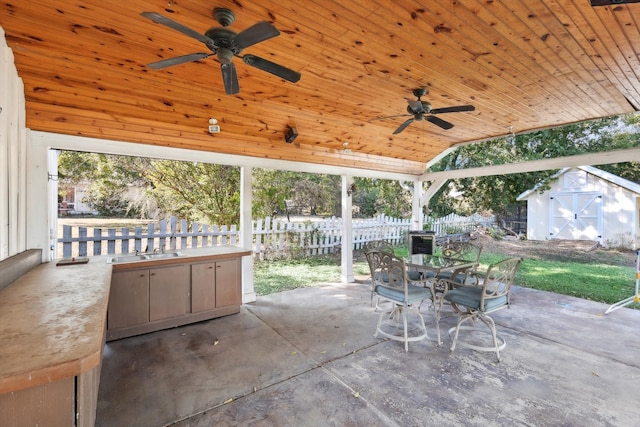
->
[2,0,639,175]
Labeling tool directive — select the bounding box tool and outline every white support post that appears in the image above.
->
[341,175,354,283]
[412,179,424,232]
[48,149,59,260]
[26,132,50,261]
[240,166,256,303]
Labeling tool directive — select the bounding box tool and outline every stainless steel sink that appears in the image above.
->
[145,251,183,259]
[107,255,149,263]
[107,251,184,263]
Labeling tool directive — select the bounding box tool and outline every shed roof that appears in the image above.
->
[517,165,640,201]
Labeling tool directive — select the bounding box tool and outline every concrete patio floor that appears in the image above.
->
[96,280,640,426]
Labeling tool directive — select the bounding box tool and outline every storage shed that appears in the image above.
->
[517,166,640,249]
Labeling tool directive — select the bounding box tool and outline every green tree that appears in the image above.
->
[352,178,412,218]
[58,151,148,217]
[253,170,342,219]
[58,152,241,223]
[141,160,240,225]
[252,169,296,218]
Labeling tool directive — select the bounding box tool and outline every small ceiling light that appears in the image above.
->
[343,142,351,153]
[285,126,298,144]
[208,118,220,133]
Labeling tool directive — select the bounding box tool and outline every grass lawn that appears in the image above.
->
[254,250,640,310]
[254,257,369,295]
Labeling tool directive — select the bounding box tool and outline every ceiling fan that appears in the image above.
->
[372,88,475,134]
[141,8,301,95]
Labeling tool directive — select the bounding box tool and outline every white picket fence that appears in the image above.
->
[252,215,410,259]
[58,213,495,259]
[252,213,495,259]
[59,217,237,258]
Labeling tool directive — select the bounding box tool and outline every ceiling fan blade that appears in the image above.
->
[221,63,240,94]
[141,12,214,46]
[147,53,211,70]
[426,115,454,130]
[406,99,425,113]
[430,105,475,114]
[393,118,415,134]
[234,21,280,49]
[242,54,301,83]
[369,113,412,122]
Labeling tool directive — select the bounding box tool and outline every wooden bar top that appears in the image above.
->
[0,257,112,394]
[0,245,251,395]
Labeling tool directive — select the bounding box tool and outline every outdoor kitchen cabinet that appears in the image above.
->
[190,258,240,312]
[108,264,187,329]
[107,249,246,341]
[108,269,149,329]
[149,265,188,321]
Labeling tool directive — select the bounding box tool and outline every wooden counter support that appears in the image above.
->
[0,253,112,427]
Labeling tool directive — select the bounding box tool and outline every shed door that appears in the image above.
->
[549,192,602,241]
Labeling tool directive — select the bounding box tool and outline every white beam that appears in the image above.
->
[420,179,448,208]
[420,148,640,181]
[31,132,418,182]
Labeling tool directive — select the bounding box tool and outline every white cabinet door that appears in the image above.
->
[549,192,602,241]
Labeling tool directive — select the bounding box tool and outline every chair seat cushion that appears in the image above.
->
[375,284,432,305]
[407,270,422,281]
[420,270,437,279]
[444,286,507,311]
[376,270,422,283]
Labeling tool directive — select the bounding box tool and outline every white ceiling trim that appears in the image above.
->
[30,131,418,182]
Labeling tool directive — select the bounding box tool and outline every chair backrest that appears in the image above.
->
[442,241,483,268]
[380,258,407,290]
[364,240,395,254]
[373,253,413,304]
[480,257,523,308]
[365,249,395,288]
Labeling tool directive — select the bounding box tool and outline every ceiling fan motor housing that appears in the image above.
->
[204,27,242,54]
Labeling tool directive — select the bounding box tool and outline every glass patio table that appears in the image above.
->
[404,255,478,345]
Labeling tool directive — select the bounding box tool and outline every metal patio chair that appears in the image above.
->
[372,254,433,351]
[438,241,483,285]
[443,257,523,362]
[366,247,429,311]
